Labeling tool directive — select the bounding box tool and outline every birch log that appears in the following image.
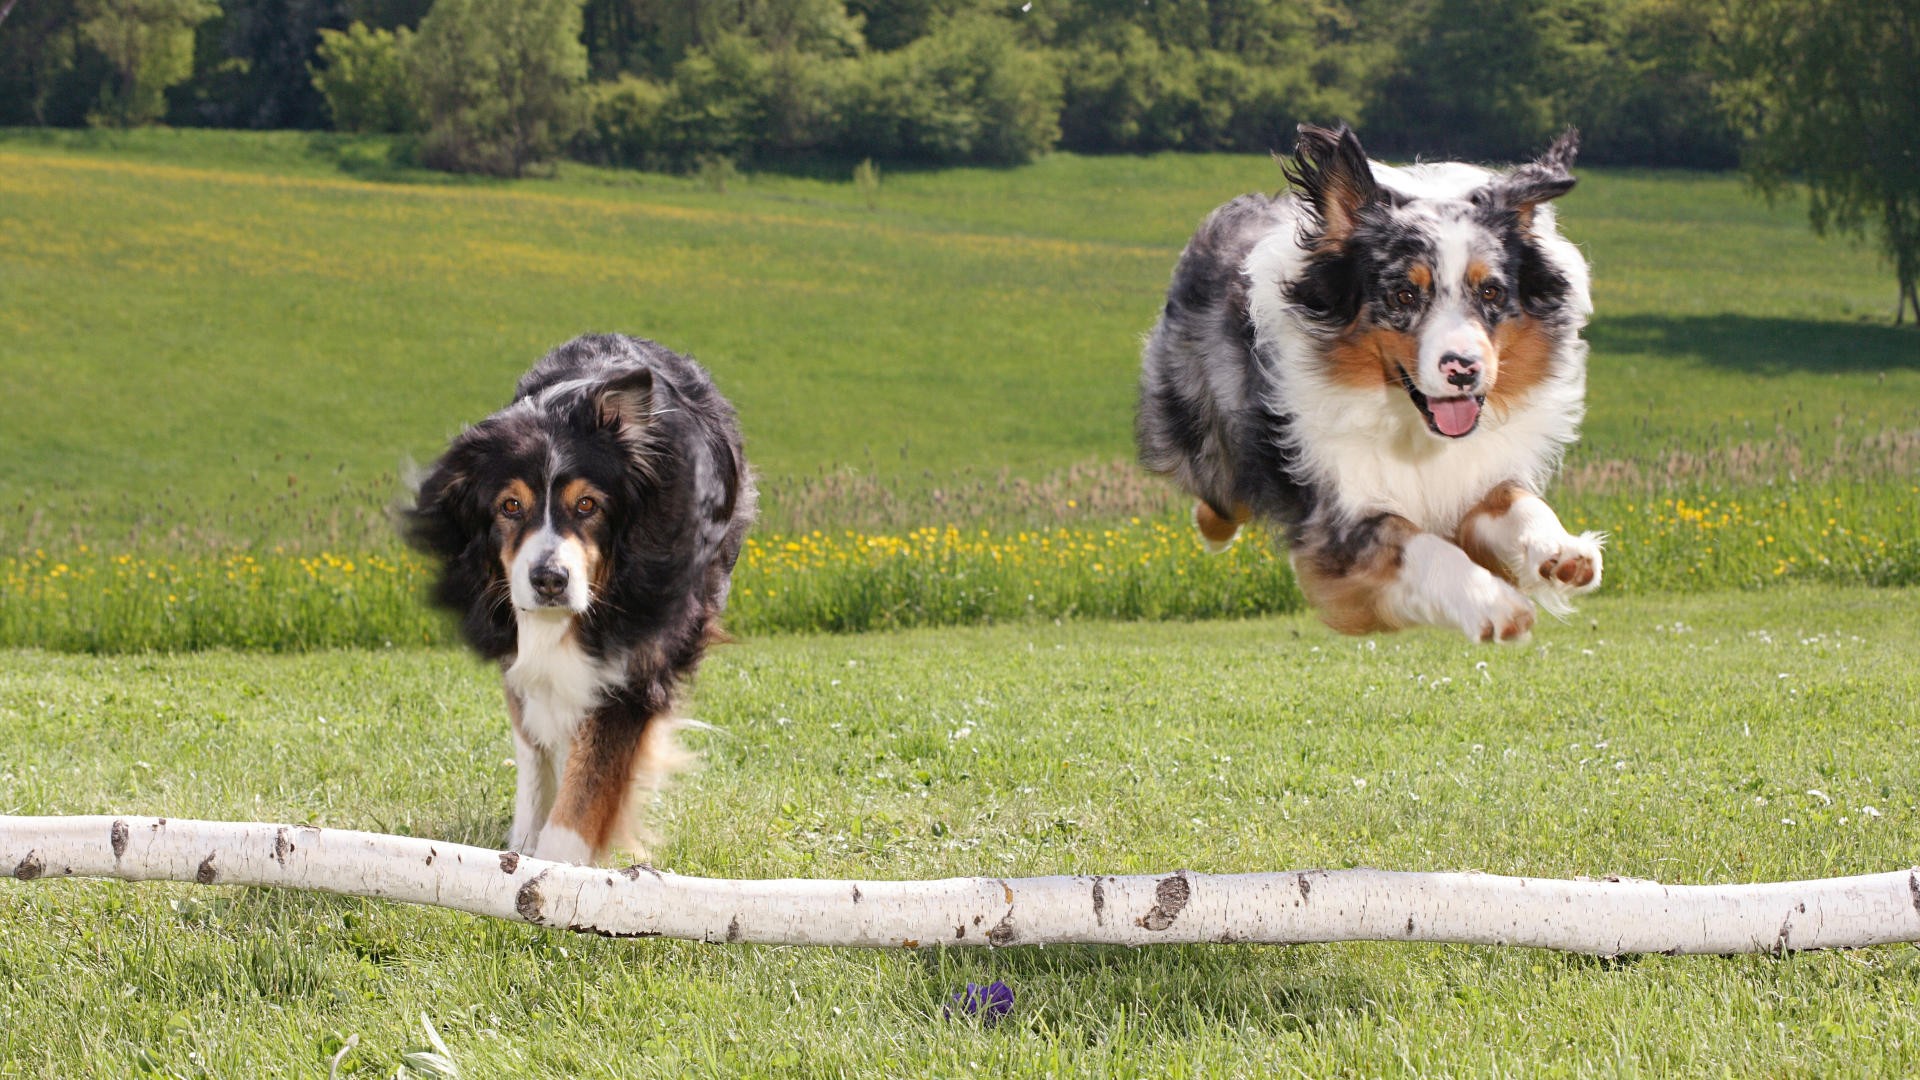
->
[4,816,1918,956]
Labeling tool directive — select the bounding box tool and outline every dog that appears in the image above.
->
[1138,124,1603,642]
[404,334,755,865]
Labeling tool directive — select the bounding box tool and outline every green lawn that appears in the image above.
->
[3,588,1918,1076]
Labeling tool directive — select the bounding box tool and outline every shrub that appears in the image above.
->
[574,74,669,168]
[408,0,588,177]
[311,22,418,134]
[833,14,1059,165]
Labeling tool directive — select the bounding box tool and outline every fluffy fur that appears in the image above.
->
[1138,124,1604,641]
[405,334,755,864]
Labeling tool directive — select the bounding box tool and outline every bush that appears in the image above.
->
[311,22,418,134]
[833,14,1059,165]
[574,74,670,167]
[408,0,588,176]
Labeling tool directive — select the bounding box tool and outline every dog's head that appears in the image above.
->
[404,368,657,652]
[1282,123,1582,438]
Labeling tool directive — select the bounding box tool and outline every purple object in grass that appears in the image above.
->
[944,980,1015,1027]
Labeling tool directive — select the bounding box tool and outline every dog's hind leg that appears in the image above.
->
[1293,512,1535,642]
[1193,501,1251,554]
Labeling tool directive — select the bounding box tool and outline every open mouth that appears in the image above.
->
[1398,368,1484,439]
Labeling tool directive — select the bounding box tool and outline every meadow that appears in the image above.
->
[0,127,1916,649]
[2,131,1918,1077]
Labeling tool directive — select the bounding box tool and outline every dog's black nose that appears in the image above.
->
[1440,352,1482,389]
[529,564,569,600]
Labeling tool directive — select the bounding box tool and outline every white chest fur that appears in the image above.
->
[503,613,623,749]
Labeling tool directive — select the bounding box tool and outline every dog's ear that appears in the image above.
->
[1282,123,1382,244]
[1492,128,1579,229]
[595,367,658,466]
[402,432,488,560]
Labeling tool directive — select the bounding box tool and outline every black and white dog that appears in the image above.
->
[1138,124,1603,641]
[406,334,754,865]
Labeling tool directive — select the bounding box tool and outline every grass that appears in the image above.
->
[3,587,1918,1076]
[2,128,1916,549]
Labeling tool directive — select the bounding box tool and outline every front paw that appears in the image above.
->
[1519,531,1605,613]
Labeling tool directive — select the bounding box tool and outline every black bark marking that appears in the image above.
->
[973,915,983,926]
[620,863,662,880]
[196,855,217,885]
[1909,871,1919,917]
[955,924,966,939]
[568,924,662,939]
[1137,872,1191,931]
[515,871,548,923]
[499,851,521,874]
[425,848,437,866]
[852,884,863,903]
[110,820,129,859]
[988,910,1018,947]
[13,852,43,880]
[1296,873,1312,901]
[726,916,742,943]
[1092,880,1106,924]
[1405,916,1415,935]
[273,828,293,867]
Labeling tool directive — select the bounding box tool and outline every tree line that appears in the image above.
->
[2,0,1741,170]
[2,0,1913,319]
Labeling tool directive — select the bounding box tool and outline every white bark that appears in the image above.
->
[4,816,1918,956]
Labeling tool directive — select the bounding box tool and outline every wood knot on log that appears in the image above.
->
[110,821,129,859]
[499,851,521,874]
[196,855,217,885]
[1091,880,1106,924]
[1137,872,1191,931]
[13,852,43,880]
[1909,871,1919,917]
[273,829,293,866]
[515,871,547,924]
[726,916,742,943]
[988,910,1018,947]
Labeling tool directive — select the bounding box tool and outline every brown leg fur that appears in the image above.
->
[548,717,656,861]
[1455,482,1527,583]
[1292,513,1422,635]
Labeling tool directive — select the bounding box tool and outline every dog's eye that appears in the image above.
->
[1393,288,1417,309]
[1480,283,1506,305]
[498,497,524,519]
[573,496,598,517]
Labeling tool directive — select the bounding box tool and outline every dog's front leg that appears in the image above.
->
[1292,511,1536,642]
[532,702,654,866]
[505,688,555,853]
[1456,482,1604,616]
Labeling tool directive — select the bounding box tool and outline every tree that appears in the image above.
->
[311,20,417,132]
[77,0,217,126]
[1717,0,1920,323]
[408,0,589,176]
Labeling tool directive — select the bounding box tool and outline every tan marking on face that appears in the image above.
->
[1293,516,1421,635]
[1195,501,1251,545]
[1407,263,1432,291]
[495,478,538,578]
[1454,482,1529,582]
[1326,326,1416,390]
[558,477,613,597]
[1466,260,1492,288]
[1486,316,1555,413]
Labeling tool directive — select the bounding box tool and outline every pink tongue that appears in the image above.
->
[1429,396,1481,436]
